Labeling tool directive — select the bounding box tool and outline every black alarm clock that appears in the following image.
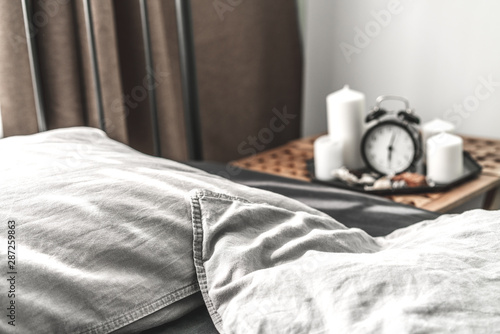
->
[361,95,422,175]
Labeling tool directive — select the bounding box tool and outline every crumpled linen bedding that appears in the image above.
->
[1,127,499,334]
[191,190,500,334]
[0,127,333,334]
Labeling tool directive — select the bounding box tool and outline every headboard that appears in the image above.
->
[20,0,203,160]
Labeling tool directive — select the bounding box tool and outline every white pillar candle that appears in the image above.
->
[422,118,456,158]
[314,135,343,181]
[326,85,365,170]
[426,132,463,184]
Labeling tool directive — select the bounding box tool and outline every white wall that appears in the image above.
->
[302,0,500,139]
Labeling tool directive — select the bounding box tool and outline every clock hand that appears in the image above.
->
[387,131,396,164]
[389,131,396,147]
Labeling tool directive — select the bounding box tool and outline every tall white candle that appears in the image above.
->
[326,85,365,170]
[314,135,343,181]
[426,132,463,184]
[422,118,456,158]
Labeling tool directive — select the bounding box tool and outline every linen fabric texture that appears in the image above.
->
[191,191,500,334]
[0,127,322,333]
[2,128,499,334]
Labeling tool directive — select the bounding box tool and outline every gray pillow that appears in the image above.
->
[0,127,326,333]
[191,190,500,333]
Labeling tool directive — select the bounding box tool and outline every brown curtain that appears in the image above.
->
[0,0,302,162]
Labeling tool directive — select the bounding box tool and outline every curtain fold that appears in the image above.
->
[114,0,187,159]
[74,0,128,143]
[0,1,39,135]
[0,0,302,162]
[34,0,85,129]
[192,0,303,161]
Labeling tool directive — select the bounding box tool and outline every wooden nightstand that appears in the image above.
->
[231,134,500,213]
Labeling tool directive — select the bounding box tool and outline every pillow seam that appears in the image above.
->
[191,189,247,334]
[78,282,200,334]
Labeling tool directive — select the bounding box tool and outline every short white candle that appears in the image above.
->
[426,132,463,184]
[314,135,343,181]
[326,85,365,170]
[422,119,456,157]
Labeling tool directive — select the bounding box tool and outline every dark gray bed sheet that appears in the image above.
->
[141,162,439,334]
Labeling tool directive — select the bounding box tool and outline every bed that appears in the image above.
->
[1,127,500,334]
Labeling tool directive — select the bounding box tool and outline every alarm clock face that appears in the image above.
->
[361,121,418,175]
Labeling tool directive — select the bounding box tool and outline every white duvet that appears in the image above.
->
[192,190,500,334]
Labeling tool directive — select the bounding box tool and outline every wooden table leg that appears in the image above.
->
[483,187,500,210]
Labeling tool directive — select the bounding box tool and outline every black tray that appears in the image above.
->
[307,151,482,196]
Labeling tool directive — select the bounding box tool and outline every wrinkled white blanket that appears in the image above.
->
[192,190,500,334]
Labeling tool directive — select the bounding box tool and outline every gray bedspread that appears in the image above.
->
[192,190,500,334]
